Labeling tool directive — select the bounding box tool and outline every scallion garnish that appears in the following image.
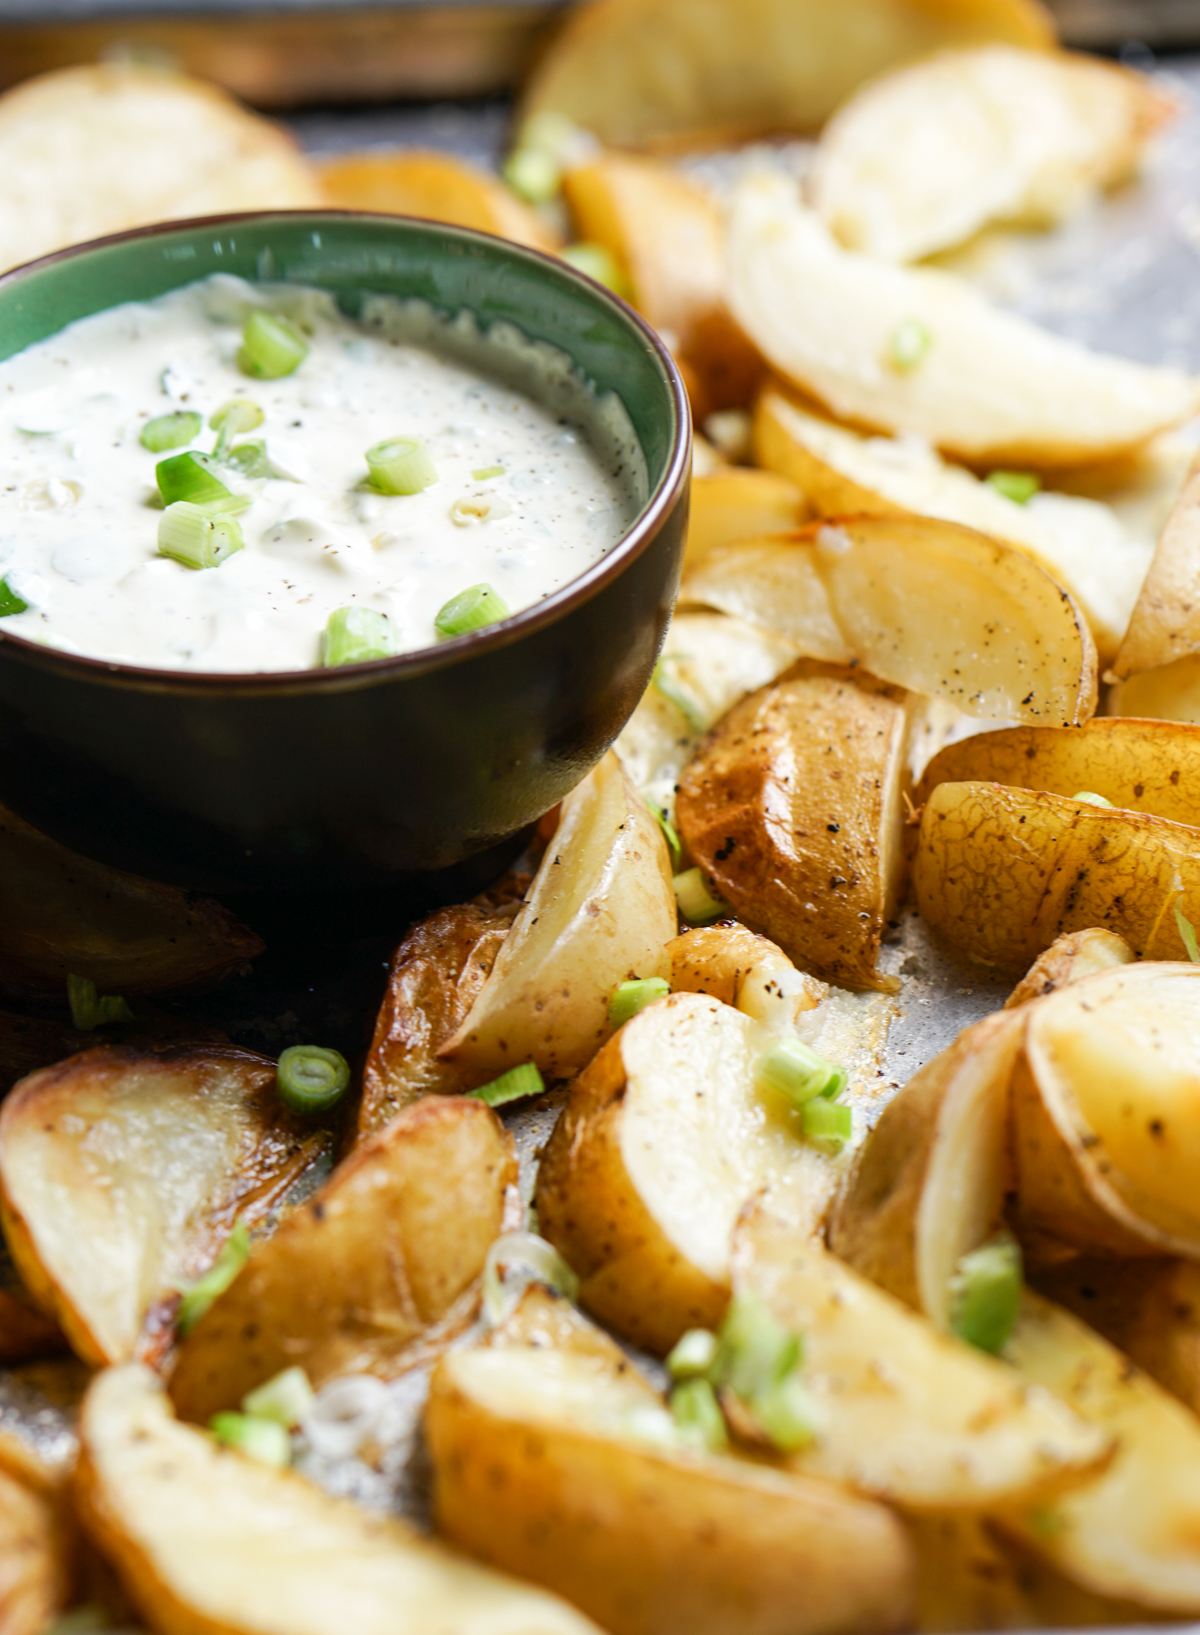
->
[482,1232,580,1327]
[503,146,560,205]
[177,1223,250,1335]
[949,1231,1023,1355]
[365,436,438,496]
[320,606,400,667]
[467,1062,545,1108]
[155,451,246,514]
[672,868,727,925]
[1073,790,1113,807]
[1176,904,1200,964]
[666,1327,719,1381]
[801,1097,853,1156]
[276,1045,351,1116]
[209,1410,291,1469]
[712,1291,801,1403]
[644,788,681,863]
[222,440,271,478]
[887,317,932,373]
[472,465,505,481]
[985,470,1041,505]
[757,1037,847,1108]
[210,399,264,435]
[751,1370,818,1453]
[0,577,28,617]
[434,583,511,639]
[140,410,201,453]
[670,1377,728,1452]
[652,657,708,733]
[157,502,244,571]
[561,242,633,299]
[242,1365,315,1429]
[239,312,308,380]
[608,977,670,1029]
[67,974,133,1030]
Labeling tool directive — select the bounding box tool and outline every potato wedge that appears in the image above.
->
[729,173,1200,467]
[319,148,557,250]
[734,1207,1110,1508]
[914,783,1200,972]
[438,752,676,1081]
[169,1096,514,1421]
[1004,927,1135,1008]
[0,1045,329,1368]
[686,468,808,574]
[426,1291,916,1635]
[683,516,1098,725]
[1110,651,1200,722]
[753,386,1156,661]
[1113,449,1200,679]
[518,0,1053,150]
[78,1363,604,1635]
[675,661,911,990]
[810,47,1171,262]
[667,925,825,1024]
[0,1462,71,1634]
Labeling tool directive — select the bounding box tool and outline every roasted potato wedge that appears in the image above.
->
[809,47,1172,262]
[683,516,1098,725]
[686,468,809,574]
[676,661,911,990]
[319,148,557,249]
[439,752,676,1081]
[426,1290,917,1635]
[518,0,1053,150]
[667,925,826,1027]
[1113,448,1200,679]
[914,784,1200,972]
[0,1046,329,1368]
[729,173,1200,467]
[1004,927,1135,1008]
[1110,651,1200,722]
[734,1207,1110,1509]
[0,1462,71,1635]
[77,1363,604,1635]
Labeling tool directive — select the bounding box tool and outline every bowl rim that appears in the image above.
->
[0,207,691,694]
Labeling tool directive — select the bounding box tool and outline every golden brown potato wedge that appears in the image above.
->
[733,1207,1110,1509]
[0,1462,72,1635]
[913,783,1200,973]
[686,468,809,574]
[0,1046,329,1368]
[518,0,1053,150]
[78,1363,605,1635]
[809,47,1172,262]
[682,516,1098,725]
[319,148,557,250]
[426,1290,917,1635]
[170,1096,514,1421]
[676,661,911,990]
[439,752,676,1081]
[1003,927,1135,1008]
[667,925,826,1027]
[1110,651,1200,722]
[1113,449,1200,679]
[729,174,1200,467]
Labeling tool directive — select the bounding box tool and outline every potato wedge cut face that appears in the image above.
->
[1111,651,1200,722]
[683,516,1098,724]
[0,1046,327,1367]
[1113,451,1200,678]
[728,173,1199,466]
[318,149,557,250]
[685,469,808,575]
[78,1364,603,1635]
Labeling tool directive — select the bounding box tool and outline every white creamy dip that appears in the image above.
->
[0,274,647,671]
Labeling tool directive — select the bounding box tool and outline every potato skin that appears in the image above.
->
[676,660,909,989]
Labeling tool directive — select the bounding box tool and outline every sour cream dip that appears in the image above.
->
[0,274,647,671]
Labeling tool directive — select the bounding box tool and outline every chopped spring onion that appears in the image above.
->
[673,867,727,925]
[1073,790,1113,807]
[985,469,1041,505]
[666,1327,719,1381]
[472,465,505,481]
[608,977,670,1029]
[67,974,133,1030]
[652,656,708,733]
[1176,904,1200,965]
[155,451,246,514]
[467,1062,545,1108]
[949,1231,1023,1355]
[644,787,681,863]
[177,1222,250,1335]
[209,1410,291,1469]
[239,311,308,380]
[210,398,265,435]
[242,1365,315,1429]
[887,317,932,373]
[561,243,632,300]
[276,1044,351,1115]
[157,502,245,571]
[752,1370,817,1453]
[503,146,561,205]
[483,1231,580,1326]
[222,439,271,478]
[434,583,511,639]
[321,606,400,667]
[670,1377,728,1451]
[801,1097,853,1156]
[0,577,28,617]
[365,436,438,496]
[140,410,201,453]
[757,1036,847,1108]
[711,1290,802,1403]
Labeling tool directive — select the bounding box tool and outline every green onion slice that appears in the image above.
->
[712,1291,802,1402]
[468,1062,545,1108]
[802,1097,853,1156]
[209,1410,291,1469]
[887,317,932,373]
[67,974,133,1030]
[985,469,1041,505]
[608,977,670,1030]
[482,1231,580,1327]
[503,146,561,205]
[222,440,271,478]
[177,1222,250,1335]
[210,399,265,435]
[0,577,28,617]
[321,606,400,667]
[242,1365,315,1429]
[752,1370,818,1453]
[239,311,308,380]
[276,1045,351,1115]
[644,786,681,863]
[949,1231,1023,1355]
[666,1327,718,1381]
[157,502,245,571]
[652,656,708,733]
[670,1377,728,1452]
[1176,903,1200,965]
[757,1036,847,1108]
[672,867,727,925]
[561,242,633,300]
[366,436,438,496]
[140,410,202,453]
[155,451,247,514]
[434,583,512,639]
[472,465,505,481]
[1072,790,1113,807]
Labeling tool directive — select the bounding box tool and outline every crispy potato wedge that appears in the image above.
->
[1113,449,1200,679]
[0,1462,71,1634]
[169,1096,514,1420]
[809,47,1171,262]
[426,1290,916,1635]
[78,1363,604,1635]
[734,1207,1110,1509]
[519,0,1053,151]
[753,386,1156,661]
[668,925,826,1026]
[683,516,1098,725]
[729,173,1200,467]
[319,148,557,250]
[914,783,1200,972]
[686,468,809,574]
[1110,652,1200,722]
[1004,927,1135,1008]
[438,752,676,1081]
[0,1046,329,1368]
[676,661,911,990]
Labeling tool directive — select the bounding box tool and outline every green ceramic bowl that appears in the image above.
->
[0,212,690,901]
